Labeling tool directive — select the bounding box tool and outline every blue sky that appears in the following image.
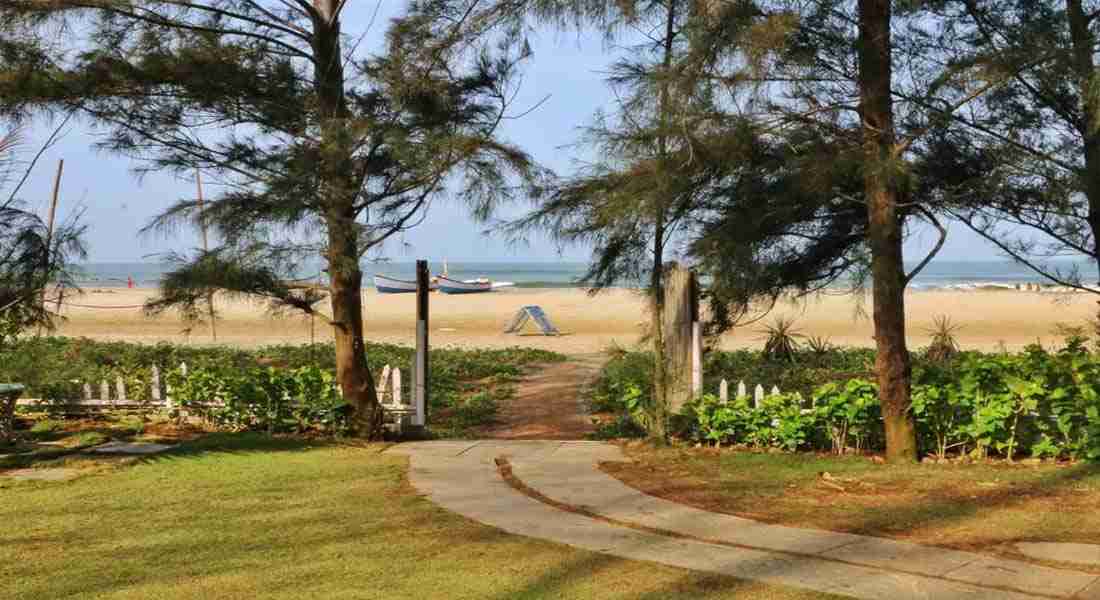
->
[13,2,1006,264]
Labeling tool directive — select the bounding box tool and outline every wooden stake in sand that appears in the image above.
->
[39,159,63,334]
[196,170,217,341]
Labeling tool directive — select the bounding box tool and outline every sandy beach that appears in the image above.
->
[45,286,1100,354]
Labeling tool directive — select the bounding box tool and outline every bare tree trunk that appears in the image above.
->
[651,232,669,440]
[328,218,380,436]
[313,0,380,437]
[647,0,681,441]
[1067,0,1100,286]
[858,0,917,462]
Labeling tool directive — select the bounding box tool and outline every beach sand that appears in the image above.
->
[48,287,1098,354]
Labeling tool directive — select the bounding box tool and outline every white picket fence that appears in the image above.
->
[15,362,425,428]
[715,378,795,408]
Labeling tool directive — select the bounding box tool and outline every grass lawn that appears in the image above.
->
[605,445,1100,571]
[2,434,843,600]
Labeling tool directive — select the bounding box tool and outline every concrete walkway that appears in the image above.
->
[386,440,1100,600]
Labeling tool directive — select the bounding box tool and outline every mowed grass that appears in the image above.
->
[2,434,842,600]
[605,445,1100,570]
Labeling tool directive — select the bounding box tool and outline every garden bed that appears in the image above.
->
[1,337,565,438]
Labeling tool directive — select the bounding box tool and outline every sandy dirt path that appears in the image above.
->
[473,354,605,440]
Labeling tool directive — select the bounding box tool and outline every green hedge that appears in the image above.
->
[599,345,1100,461]
[167,365,346,434]
[2,337,564,434]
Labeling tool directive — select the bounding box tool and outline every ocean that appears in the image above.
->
[73,260,1098,290]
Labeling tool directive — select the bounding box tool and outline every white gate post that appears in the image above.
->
[691,321,702,397]
[151,365,162,404]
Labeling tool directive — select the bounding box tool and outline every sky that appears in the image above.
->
[12,2,1010,264]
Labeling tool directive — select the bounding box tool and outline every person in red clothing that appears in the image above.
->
[127,276,134,289]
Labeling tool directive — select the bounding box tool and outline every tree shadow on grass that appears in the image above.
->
[1,431,362,472]
[476,545,843,600]
[824,461,1100,549]
[701,453,1100,561]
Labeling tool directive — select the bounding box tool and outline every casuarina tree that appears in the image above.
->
[507,0,742,439]
[679,1,1006,461]
[0,1,541,437]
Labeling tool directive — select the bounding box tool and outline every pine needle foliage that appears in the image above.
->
[503,0,762,439]
[0,1,542,437]
[0,127,85,348]
[930,0,1100,292]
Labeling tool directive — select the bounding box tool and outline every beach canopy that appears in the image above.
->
[504,305,560,336]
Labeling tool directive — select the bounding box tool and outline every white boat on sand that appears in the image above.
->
[374,274,437,294]
[436,276,514,294]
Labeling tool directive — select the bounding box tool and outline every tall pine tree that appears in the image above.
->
[681,0,1002,461]
[508,0,760,437]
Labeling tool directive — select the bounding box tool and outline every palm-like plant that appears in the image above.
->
[924,315,962,363]
[759,317,803,363]
[0,127,85,346]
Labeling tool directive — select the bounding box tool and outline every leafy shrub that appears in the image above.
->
[689,392,816,451]
[610,343,1100,461]
[589,414,648,440]
[691,394,748,446]
[814,379,881,454]
[29,419,64,434]
[912,366,972,458]
[590,349,652,414]
[167,365,346,434]
[0,338,560,436]
[449,391,499,430]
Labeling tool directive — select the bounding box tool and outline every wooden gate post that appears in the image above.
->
[413,260,429,430]
[691,272,702,397]
[662,263,699,413]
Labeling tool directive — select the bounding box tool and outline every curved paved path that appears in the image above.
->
[386,441,1100,600]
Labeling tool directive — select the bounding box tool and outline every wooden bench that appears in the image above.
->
[375,365,424,434]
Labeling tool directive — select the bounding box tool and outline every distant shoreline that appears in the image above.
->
[74,257,1100,292]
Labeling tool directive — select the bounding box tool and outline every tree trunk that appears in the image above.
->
[1067,0,1100,286]
[858,0,917,462]
[327,218,380,436]
[647,0,681,441]
[313,1,380,437]
[651,250,668,441]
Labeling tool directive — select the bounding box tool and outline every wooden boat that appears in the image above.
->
[373,274,437,294]
[436,276,494,294]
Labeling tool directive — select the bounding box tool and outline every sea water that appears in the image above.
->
[74,259,1100,290]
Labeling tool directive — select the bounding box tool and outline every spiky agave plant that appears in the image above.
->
[759,317,803,363]
[924,315,962,363]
